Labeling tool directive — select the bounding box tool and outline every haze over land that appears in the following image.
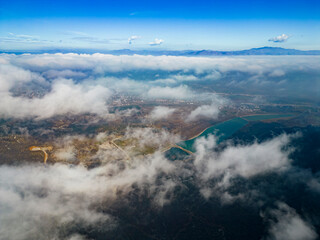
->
[0,0,320,239]
[0,51,319,240]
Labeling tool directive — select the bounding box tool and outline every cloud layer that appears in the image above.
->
[0,79,111,119]
[0,126,319,239]
[0,139,178,239]
[1,53,319,119]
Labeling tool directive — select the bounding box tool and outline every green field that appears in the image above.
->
[177,114,295,153]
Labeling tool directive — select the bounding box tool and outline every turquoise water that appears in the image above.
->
[177,114,295,153]
[178,117,248,152]
[242,114,294,121]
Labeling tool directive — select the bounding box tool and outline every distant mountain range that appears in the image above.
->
[181,47,320,56]
[2,47,320,56]
[110,47,320,56]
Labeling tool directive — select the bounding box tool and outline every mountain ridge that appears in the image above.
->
[2,47,320,56]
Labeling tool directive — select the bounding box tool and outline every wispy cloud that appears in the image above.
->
[149,38,164,46]
[62,31,127,44]
[61,31,88,36]
[147,85,192,99]
[128,35,141,44]
[71,36,111,44]
[0,32,50,44]
[268,34,290,43]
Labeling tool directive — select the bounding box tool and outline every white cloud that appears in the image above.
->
[0,123,305,238]
[149,106,176,120]
[43,69,87,79]
[147,85,193,99]
[0,52,318,239]
[0,79,111,119]
[263,202,317,240]
[0,57,230,119]
[0,63,44,92]
[149,38,164,46]
[0,164,114,240]
[54,135,80,162]
[193,133,295,199]
[186,103,220,122]
[97,76,148,94]
[204,71,221,80]
[128,35,141,44]
[122,127,181,149]
[154,74,198,85]
[269,69,286,77]
[55,145,76,162]
[269,34,290,43]
[1,53,319,119]
[0,136,178,239]
[3,53,319,75]
[171,74,198,81]
[186,96,226,122]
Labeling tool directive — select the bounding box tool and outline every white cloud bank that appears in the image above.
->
[0,54,230,119]
[0,79,111,119]
[0,63,44,92]
[1,53,319,119]
[3,53,319,74]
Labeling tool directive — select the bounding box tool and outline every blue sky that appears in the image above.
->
[0,0,319,50]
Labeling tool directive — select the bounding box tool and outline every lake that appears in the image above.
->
[176,114,295,153]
